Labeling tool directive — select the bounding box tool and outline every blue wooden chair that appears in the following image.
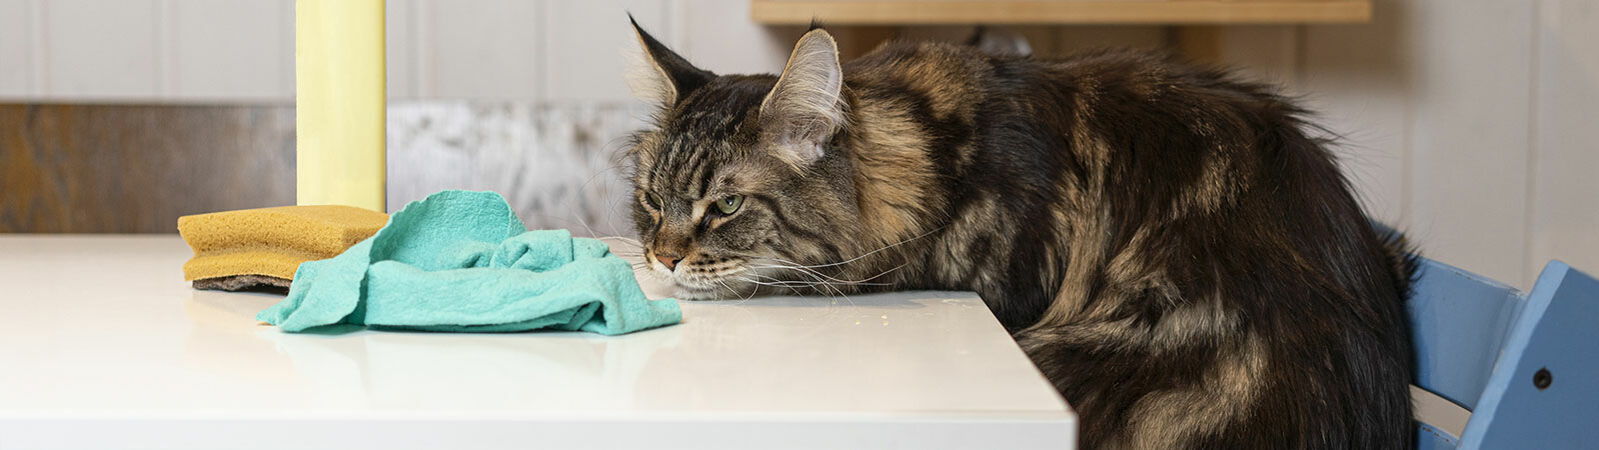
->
[1409,258,1599,449]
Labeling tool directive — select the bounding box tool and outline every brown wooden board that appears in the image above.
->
[0,105,295,233]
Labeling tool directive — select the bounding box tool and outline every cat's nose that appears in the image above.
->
[654,252,681,271]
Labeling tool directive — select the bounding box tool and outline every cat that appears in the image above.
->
[622,17,1416,450]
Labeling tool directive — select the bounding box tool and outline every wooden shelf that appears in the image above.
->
[751,0,1372,25]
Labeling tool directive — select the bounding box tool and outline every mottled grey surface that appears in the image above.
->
[386,102,649,238]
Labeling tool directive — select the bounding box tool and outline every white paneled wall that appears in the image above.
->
[44,0,163,98]
[543,0,670,102]
[1530,0,1599,286]
[1,0,1595,287]
[1288,0,1594,288]
[0,0,814,102]
[1406,0,1534,288]
[417,0,541,99]
[677,0,805,75]
[0,0,294,101]
[385,0,411,97]
[0,0,32,97]
[169,0,292,100]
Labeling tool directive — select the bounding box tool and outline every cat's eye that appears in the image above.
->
[714,195,744,215]
[644,192,663,210]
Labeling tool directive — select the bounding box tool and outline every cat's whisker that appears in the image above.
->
[742,270,839,297]
[750,262,849,285]
[713,278,738,296]
[738,276,821,289]
[739,282,758,302]
[741,271,867,307]
[748,264,848,297]
[749,260,898,286]
[738,277,831,286]
[851,262,908,285]
[741,229,928,299]
[716,278,759,304]
[739,272,805,296]
[767,226,946,271]
[745,271,893,288]
[748,257,847,282]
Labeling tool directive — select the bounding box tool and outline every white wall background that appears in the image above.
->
[1,0,1594,289]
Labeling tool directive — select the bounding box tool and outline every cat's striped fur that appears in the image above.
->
[624,19,1416,449]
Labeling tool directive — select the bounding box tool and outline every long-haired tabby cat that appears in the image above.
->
[623,18,1415,449]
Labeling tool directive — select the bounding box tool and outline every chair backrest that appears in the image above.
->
[1408,259,1599,449]
[1408,259,1526,448]
[1409,260,1526,408]
[1460,261,1599,450]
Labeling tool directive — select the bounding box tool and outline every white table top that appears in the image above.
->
[0,235,1073,450]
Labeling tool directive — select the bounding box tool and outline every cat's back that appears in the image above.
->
[842,42,1282,156]
[842,40,1000,120]
[844,41,1233,104]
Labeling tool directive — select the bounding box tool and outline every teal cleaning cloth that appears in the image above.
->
[256,190,681,335]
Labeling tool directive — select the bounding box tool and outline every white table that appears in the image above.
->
[0,235,1074,449]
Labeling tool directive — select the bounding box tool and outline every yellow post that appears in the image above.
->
[296,0,386,212]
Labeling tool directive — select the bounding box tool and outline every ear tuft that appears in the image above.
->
[624,38,674,104]
[760,29,845,169]
[626,15,713,106]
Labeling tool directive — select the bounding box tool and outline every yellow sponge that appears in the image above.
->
[178,205,388,290]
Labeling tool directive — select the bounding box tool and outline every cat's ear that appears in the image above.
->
[759,28,845,169]
[625,15,713,105]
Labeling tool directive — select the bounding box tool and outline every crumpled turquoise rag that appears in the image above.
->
[256,190,681,335]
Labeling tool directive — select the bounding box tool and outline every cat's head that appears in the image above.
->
[622,18,855,299]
